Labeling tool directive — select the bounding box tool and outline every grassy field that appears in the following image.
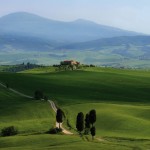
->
[63,103,150,139]
[0,86,55,133]
[20,66,56,74]
[1,134,150,150]
[0,68,150,105]
[0,67,150,149]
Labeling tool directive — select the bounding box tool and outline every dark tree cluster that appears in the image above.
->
[53,64,60,67]
[1,126,18,137]
[3,62,42,73]
[81,64,96,67]
[76,109,96,139]
[34,90,49,100]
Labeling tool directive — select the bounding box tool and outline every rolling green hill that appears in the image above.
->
[0,85,55,134]
[64,103,150,139]
[0,68,150,104]
[0,67,150,149]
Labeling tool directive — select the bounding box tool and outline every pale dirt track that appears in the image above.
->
[0,82,33,99]
[48,100,73,135]
[0,82,73,135]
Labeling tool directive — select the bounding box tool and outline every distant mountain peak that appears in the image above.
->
[74,18,90,22]
[1,11,45,20]
[73,18,97,24]
[0,11,141,43]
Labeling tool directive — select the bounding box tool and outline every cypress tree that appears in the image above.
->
[90,126,96,140]
[76,112,84,135]
[56,109,63,129]
[89,109,96,127]
[84,113,90,135]
[34,90,43,100]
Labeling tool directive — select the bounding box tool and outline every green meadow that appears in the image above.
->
[0,68,150,104]
[63,103,150,138]
[0,67,150,149]
[0,86,55,133]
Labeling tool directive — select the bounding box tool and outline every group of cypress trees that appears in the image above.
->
[76,109,96,139]
[56,108,96,139]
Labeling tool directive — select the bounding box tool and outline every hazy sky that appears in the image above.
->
[0,0,150,34]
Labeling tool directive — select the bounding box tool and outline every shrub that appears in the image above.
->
[34,90,44,100]
[1,126,18,137]
[44,95,49,101]
[47,127,62,134]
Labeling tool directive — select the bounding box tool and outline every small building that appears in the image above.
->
[60,60,80,70]
[60,60,80,66]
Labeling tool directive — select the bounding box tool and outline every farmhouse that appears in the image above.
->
[60,60,80,66]
[60,60,80,70]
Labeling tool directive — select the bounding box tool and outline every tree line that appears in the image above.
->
[3,62,42,72]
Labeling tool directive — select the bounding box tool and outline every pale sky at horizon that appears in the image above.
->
[0,0,150,34]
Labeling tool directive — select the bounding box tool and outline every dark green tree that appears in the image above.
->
[90,126,96,140]
[34,90,44,100]
[84,113,90,135]
[56,109,63,129]
[76,112,84,135]
[89,109,96,127]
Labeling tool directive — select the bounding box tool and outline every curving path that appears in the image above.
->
[0,82,105,141]
[48,100,73,135]
[0,82,73,135]
[0,82,33,99]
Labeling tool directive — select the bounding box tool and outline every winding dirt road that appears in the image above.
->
[0,82,33,99]
[48,100,73,135]
[0,82,73,135]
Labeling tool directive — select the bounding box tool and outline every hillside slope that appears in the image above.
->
[0,69,150,149]
[60,35,150,50]
[0,68,150,104]
[0,85,55,133]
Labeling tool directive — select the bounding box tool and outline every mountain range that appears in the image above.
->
[0,12,140,43]
[60,35,150,50]
[0,12,150,68]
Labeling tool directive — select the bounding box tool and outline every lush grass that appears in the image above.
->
[20,66,56,74]
[63,103,150,139]
[83,67,150,77]
[0,86,55,133]
[0,134,150,150]
[0,68,150,105]
[0,67,150,149]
